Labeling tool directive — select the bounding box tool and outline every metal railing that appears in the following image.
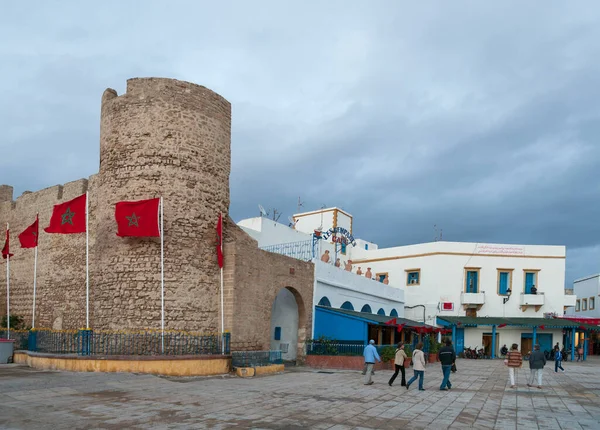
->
[0,329,29,350]
[2,329,230,356]
[231,350,282,367]
[306,342,412,357]
[260,240,313,261]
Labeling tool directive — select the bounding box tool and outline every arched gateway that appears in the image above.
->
[270,287,307,361]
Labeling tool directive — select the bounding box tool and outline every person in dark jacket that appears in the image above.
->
[438,338,456,391]
[527,344,546,389]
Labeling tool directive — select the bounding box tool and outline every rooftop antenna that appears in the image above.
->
[258,204,268,217]
[297,196,304,213]
[319,204,326,230]
[271,208,281,223]
[434,224,438,242]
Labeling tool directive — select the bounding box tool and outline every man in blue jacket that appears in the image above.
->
[438,339,456,391]
[363,339,381,385]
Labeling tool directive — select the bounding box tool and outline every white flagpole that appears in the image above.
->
[6,223,10,340]
[220,213,224,355]
[160,197,164,354]
[85,192,89,329]
[32,241,38,329]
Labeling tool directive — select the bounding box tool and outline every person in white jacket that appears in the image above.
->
[406,342,426,391]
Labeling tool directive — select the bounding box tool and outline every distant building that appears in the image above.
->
[240,206,585,358]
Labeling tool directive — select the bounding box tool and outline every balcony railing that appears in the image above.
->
[260,240,314,261]
[461,291,486,306]
[520,292,545,307]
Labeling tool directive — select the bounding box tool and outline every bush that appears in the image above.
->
[1,314,29,330]
[381,346,396,362]
[404,344,413,358]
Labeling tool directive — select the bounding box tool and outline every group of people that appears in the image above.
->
[364,339,568,391]
[362,339,456,391]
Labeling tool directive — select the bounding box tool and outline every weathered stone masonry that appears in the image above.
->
[0,78,314,356]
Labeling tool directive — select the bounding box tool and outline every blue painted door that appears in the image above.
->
[537,333,552,352]
[456,328,465,354]
[466,271,478,293]
[525,272,535,293]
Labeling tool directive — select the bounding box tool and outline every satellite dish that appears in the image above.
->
[288,216,297,226]
[258,204,267,217]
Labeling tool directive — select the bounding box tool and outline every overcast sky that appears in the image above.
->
[1,1,599,287]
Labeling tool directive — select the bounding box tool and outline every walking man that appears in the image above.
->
[554,347,565,372]
[527,344,546,389]
[438,338,456,391]
[363,340,381,385]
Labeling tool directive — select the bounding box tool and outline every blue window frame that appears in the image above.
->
[377,273,387,283]
[274,327,281,341]
[498,272,510,295]
[466,270,479,293]
[390,309,398,317]
[361,304,372,313]
[341,301,354,310]
[525,272,537,294]
[341,242,347,254]
[406,270,420,285]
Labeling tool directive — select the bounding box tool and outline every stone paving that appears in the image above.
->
[1,358,599,429]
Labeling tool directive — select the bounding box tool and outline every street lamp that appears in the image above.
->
[503,288,512,304]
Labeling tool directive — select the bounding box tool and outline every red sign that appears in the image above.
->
[441,302,454,311]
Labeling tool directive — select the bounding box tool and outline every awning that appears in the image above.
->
[437,316,600,331]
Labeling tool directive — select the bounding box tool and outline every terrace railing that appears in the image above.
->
[260,239,314,261]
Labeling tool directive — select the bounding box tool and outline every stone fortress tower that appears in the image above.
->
[1,78,315,357]
[92,78,231,330]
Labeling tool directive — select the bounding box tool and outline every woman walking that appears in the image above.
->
[406,342,426,391]
[506,343,523,388]
[388,342,407,387]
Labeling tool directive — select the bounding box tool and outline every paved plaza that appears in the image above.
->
[1,358,599,429]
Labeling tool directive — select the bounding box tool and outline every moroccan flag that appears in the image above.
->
[115,198,160,237]
[385,318,397,326]
[216,213,223,268]
[539,325,545,330]
[396,323,406,333]
[45,194,87,234]
[2,228,13,259]
[18,216,39,248]
[498,324,507,328]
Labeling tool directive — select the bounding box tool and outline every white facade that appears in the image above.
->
[349,241,570,325]
[566,274,599,317]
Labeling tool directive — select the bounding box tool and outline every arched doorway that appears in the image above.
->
[270,287,306,362]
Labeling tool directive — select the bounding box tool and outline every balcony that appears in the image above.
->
[563,294,577,308]
[520,292,545,312]
[461,292,485,310]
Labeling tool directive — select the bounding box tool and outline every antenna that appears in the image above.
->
[258,204,268,217]
[320,204,326,229]
[297,196,304,213]
[271,208,281,223]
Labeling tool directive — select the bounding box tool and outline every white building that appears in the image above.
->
[239,207,579,357]
[567,274,599,317]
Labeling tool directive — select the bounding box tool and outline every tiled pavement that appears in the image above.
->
[1,358,599,429]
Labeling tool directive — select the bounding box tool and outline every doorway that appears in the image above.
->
[270,288,299,361]
[482,333,499,358]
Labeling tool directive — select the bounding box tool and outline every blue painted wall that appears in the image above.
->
[314,307,368,342]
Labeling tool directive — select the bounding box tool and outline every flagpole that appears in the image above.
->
[5,223,10,340]
[220,213,224,355]
[160,197,164,354]
[85,192,89,329]
[32,237,38,330]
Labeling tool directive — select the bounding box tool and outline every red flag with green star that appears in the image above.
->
[115,198,160,237]
[2,227,14,259]
[45,194,87,234]
[18,216,39,248]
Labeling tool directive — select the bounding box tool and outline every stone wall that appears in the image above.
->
[0,77,315,356]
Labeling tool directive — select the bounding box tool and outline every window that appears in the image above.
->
[497,269,513,296]
[365,244,369,250]
[465,268,480,293]
[340,242,347,255]
[390,309,398,317]
[377,308,386,316]
[582,299,588,311]
[406,269,421,286]
[576,300,580,312]
[318,296,331,307]
[341,301,354,310]
[523,270,539,294]
[376,272,388,283]
[590,297,596,310]
[361,304,372,313]
[274,327,281,341]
